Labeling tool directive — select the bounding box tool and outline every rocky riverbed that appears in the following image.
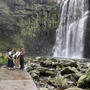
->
[25,57,90,90]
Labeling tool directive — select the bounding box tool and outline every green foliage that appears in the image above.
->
[49,74,68,88]
[0,0,59,54]
[39,56,47,61]
[0,53,8,66]
[54,75,68,88]
[30,56,36,60]
[86,68,90,81]
[77,67,90,88]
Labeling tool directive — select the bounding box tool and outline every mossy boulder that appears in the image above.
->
[40,60,52,67]
[61,67,78,75]
[64,72,82,83]
[77,67,90,88]
[38,56,47,61]
[39,67,56,77]
[48,74,68,89]
[30,70,40,80]
[40,88,48,90]
[65,87,85,90]
[60,60,78,68]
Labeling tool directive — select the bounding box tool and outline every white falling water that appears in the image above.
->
[53,0,89,58]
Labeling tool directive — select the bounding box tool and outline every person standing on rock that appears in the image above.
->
[20,48,25,70]
[7,48,15,69]
[15,49,21,69]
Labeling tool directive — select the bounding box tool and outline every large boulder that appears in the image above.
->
[64,72,82,83]
[40,59,62,68]
[39,67,56,77]
[77,67,90,88]
[38,57,47,61]
[61,67,78,75]
[60,60,78,68]
[50,58,57,62]
[30,70,40,80]
[77,63,88,73]
[45,70,56,77]
[30,73,39,80]
[40,60,52,67]
[48,74,68,89]
[25,62,39,72]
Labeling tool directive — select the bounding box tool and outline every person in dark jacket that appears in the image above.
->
[7,48,15,69]
[20,48,25,70]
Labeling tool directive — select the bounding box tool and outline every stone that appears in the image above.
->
[50,58,57,62]
[67,80,75,86]
[60,60,78,68]
[65,87,85,90]
[39,68,56,77]
[77,67,90,88]
[45,70,56,77]
[61,67,77,75]
[30,70,40,80]
[48,74,68,89]
[30,70,40,75]
[25,58,90,90]
[38,57,47,61]
[77,63,88,73]
[64,72,82,84]
[40,88,48,90]
[31,73,39,80]
[40,60,52,67]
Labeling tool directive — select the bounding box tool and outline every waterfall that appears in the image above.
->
[53,0,89,58]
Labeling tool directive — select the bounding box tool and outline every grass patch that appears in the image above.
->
[0,54,8,66]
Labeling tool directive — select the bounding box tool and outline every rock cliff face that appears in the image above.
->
[0,0,59,55]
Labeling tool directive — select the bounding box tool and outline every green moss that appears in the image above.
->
[48,74,68,88]
[86,68,90,81]
[77,67,90,88]
[39,56,47,61]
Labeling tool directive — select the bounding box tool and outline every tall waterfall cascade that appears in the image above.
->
[53,0,89,58]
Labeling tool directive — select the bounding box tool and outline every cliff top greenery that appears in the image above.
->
[0,0,59,55]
